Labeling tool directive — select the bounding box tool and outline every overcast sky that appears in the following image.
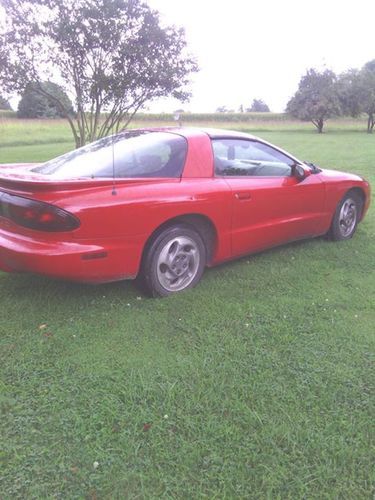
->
[2,0,374,113]
[147,0,375,112]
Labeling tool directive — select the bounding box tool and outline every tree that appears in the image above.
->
[0,95,12,110]
[358,61,375,133]
[0,0,198,147]
[336,62,375,133]
[286,69,340,133]
[17,82,74,118]
[247,99,270,112]
[336,69,362,118]
[216,106,229,113]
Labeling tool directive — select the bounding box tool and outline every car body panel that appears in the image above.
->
[316,168,371,220]
[222,173,327,256]
[0,128,371,284]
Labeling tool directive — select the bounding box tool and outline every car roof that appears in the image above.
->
[125,126,258,140]
[119,127,302,165]
[198,127,258,140]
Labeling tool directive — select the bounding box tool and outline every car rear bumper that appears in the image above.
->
[0,228,142,283]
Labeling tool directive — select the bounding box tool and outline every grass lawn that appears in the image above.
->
[0,119,374,498]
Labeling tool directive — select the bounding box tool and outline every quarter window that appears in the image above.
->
[212,139,294,177]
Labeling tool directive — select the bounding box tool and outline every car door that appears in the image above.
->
[212,138,326,257]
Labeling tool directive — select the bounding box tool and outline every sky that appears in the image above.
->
[146,0,375,112]
[1,0,374,113]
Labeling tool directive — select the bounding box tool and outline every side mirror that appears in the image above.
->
[293,164,311,181]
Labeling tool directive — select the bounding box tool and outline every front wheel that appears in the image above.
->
[329,192,362,241]
[139,224,207,297]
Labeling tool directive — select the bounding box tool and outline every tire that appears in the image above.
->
[328,192,363,241]
[139,224,207,297]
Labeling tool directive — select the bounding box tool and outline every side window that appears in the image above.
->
[117,137,187,178]
[133,143,171,176]
[212,139,294,177]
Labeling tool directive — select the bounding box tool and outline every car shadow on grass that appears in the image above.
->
[1,229,370,303]
[0,271,137,301]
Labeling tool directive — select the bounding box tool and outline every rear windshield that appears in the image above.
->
[32,131,187,179]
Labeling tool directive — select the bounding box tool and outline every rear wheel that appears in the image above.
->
[139,224,206,297]
[329,192,362,241]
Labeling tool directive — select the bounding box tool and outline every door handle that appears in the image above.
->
[235,192,251,200]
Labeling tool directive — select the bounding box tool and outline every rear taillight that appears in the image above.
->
[0,192,80,232]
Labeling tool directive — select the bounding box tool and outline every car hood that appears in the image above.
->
[319,168,365,183]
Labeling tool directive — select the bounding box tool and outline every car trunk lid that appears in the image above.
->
[0,163,163,193]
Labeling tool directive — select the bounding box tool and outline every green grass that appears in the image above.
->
[0,119,374,498]
[0,114,371,162]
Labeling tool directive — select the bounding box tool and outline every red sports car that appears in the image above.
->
[0,128,371,296]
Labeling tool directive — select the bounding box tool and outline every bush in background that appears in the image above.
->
[17,82,74,119]
[0,95,12,110]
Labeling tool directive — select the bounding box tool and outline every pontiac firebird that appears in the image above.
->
[0,128,371,296]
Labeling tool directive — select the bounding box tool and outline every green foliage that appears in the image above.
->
[336,69,362,117]
[286,69,341,133]
[135,112,288,123]
[0,0,198,147]
[364,59,375,72]
[216,106,230,113]
[358,61,375,133]
[0,95,12,110]
[17,82,74,119]
[247,98,270,112]
[337,62,375,133]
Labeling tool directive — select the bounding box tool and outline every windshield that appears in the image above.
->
[32,131,187,179]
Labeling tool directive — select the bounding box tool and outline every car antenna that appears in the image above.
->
[111,130,117,196]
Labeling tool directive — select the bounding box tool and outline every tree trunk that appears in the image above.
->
[312,118,324,133]
[367,113,374,133]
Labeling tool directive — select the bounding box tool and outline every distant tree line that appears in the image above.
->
[247,99,270,112]
[287,60,375,133]
[217,99,271,114]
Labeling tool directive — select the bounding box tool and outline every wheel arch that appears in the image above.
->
[345,187,366,220]
[138,213,218,275]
